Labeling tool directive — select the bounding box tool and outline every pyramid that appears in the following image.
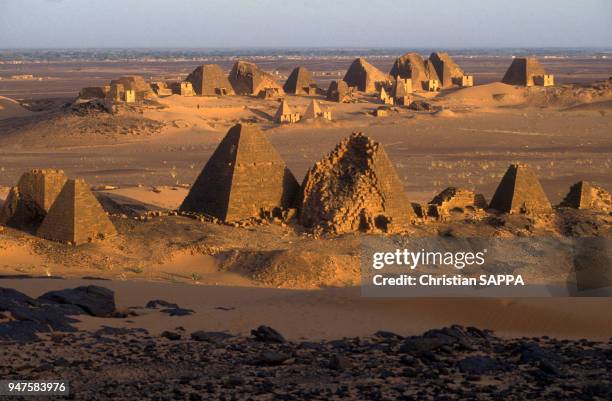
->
[428,52,465,88]
[229,61,284,96]
[185,64,235,96]
[109,76,156,100]
[488,164,552,214]
[560,181,611,212]
[37,179,117,245]
[392,77,412,98]
[342,58,389,93]
[274,99,300,123]
[299,132,414,234]
[303,99,331,121]
[326,80,350,102]
[180,124,299,221]
[502,57,548,86]
[423,59,440,83]
[0,169,67,228]
[390,53,429,86]
[283,67,317,95]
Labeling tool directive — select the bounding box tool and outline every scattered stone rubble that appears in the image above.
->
[427,187,487,220]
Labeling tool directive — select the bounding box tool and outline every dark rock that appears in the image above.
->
[255,351,291,366]
[374,330,404,340]
[190,331,233,342]
[160,331,181,340]
[399,336,455,354]
[457,356,505,375]
[146,299,179,309]
[160,307,194,316]
[251,325,285,343]
[329,354,352,371]
[39,286,116,317]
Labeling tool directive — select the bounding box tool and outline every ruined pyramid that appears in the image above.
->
[229,61,284,96]
[326,80,351,102]
[283,67,317,95]
[560,181,611,212]
[343,58,389,93]
[428,52,465,88]
[0,169,67,228]
[390,53,430,87]
[180,124,299,221]
[428,187,487,218]
[502,57,548,87]
[185,64,235,96]
[299,132,414,234]
[37,179,117,245]
[488,164,552,214]
[109,76,156,100]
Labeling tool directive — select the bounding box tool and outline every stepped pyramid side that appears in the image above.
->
[37,179,117,244]
[283,67,316,95]
[229,61,284,96]
[0,169,67,228]
[185,64,235,96]
[300,133,414,234]
[180,124,299,221]
[489,164,552,214]
[343,58,389,93]
[502,57,547,86]
[560,181,611,212]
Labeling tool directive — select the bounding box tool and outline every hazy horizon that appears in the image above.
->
[1,0,611,49]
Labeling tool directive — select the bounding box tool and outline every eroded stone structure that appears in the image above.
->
[229,61,284,96]
[502,57,552,87]
[488,164,552,214]
[37,179,117,245]
[428,187,487,219]
[390,53,429,89]
[283,67,317,95]
[0,169,67,229]
[326,80,351,103]
[179,124,299,221]
[428,52,466,89]
[109,76,156,100]
[150,82,172,96]
[274,100,301,124]
[185,64,235,96]
[378,87,393,105]
[560,181,611,212]
[303,99,331,121]
[343,58,389,93]
[299,132,414,234]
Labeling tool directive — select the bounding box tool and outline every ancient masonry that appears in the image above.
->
[303,99,331,121]
[326,80,351,103]
[392,78,413,105]
[283,67,317,95]
[299,132,414,235]
[428,187,487,219]
[150,81,173,96]
[173,81,195,96]
[109,76,157,100]
[428,52,471,89]
[488,164,552,214]
[37,179,117,245]
[228,61,284,96]
[185,64,235,96]
[0,169,67,228]
[274,100,301,124]
[560,181,611,212]
[502,57,554,87]
[179,124,299,221]
[390,53,430,90]
[343,58,390,93]
[378,87,394,105]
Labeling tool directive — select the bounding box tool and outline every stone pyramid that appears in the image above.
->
[560,181,611,212]
[180,124,299,221]
[423,59,440,82]
[229,61,284,96]
[185,64,235,96]
[303,99,331,121]
[37,179,117,244]
[283,67,316,95]
[428,52,465,88]
[488,164,552,214]
[326,80,350,102]
[299,132,414,234]
[343,58,389,93]
[502,57,547,86]
[274,99,300,123]
[0,169,67,229]
[390,53,429,86]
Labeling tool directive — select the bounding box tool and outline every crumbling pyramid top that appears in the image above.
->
[37,179,117,245]
[283,67,316,95]
[109,76,156,99]
[229,61,284,96]
[180,124,299,221]
[299,132,414,234]
[428,52,465,88]
[185,64,235,96]
[560,181,611,212]
[430,187,487,210]
[390,52,429,84]
[502,57,548,86]
[488,164,552,214]
[343,58,389,93]
[0,169,67,228]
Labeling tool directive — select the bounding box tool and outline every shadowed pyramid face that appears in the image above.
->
[180,124,299,221]
[489,164,552,214]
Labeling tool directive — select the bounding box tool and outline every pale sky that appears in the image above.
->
[0,0,611,48]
